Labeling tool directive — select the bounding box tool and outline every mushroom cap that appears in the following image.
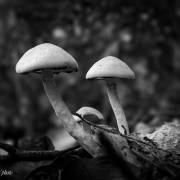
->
[86,56,135,80]
[76,107,104,120]
[16,43,78,74]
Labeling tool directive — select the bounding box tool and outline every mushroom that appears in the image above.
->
[86,56,135,134]
[15,43,104,157]
[74,106,104,123]
[73,106,104,135]
[49,107,104,151]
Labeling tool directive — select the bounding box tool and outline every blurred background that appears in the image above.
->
[0,0,180,149]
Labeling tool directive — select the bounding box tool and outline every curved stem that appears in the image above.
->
[106,80,129,134]
[42,70,104,157]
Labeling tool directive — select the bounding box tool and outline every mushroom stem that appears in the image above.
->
[42,70,103,157]
[106,80,129,134]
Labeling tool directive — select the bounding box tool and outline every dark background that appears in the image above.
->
[0,0,180,148]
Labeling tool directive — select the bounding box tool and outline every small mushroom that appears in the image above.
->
[15,43,104,157]
[74,106,104,123]
[49,107,104,151]
[73,106,104,134]
[86,56,135,134]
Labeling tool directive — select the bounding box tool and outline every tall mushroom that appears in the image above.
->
[15,43,104,157]
[86,56,135,134]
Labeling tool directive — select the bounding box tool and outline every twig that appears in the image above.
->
[75,113,119,134]
[0,143,81,162]
[25,147,85,180]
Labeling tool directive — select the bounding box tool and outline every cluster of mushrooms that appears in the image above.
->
[15,43,180,169]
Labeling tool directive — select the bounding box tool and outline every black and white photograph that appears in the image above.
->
[0,0,180,179]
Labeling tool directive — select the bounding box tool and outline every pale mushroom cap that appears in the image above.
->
[86,56,135,80]
[16,43,78,74]
[76,107,104,120]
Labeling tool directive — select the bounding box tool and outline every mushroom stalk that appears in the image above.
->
[42,70,103,157]
[106,80,129,134]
